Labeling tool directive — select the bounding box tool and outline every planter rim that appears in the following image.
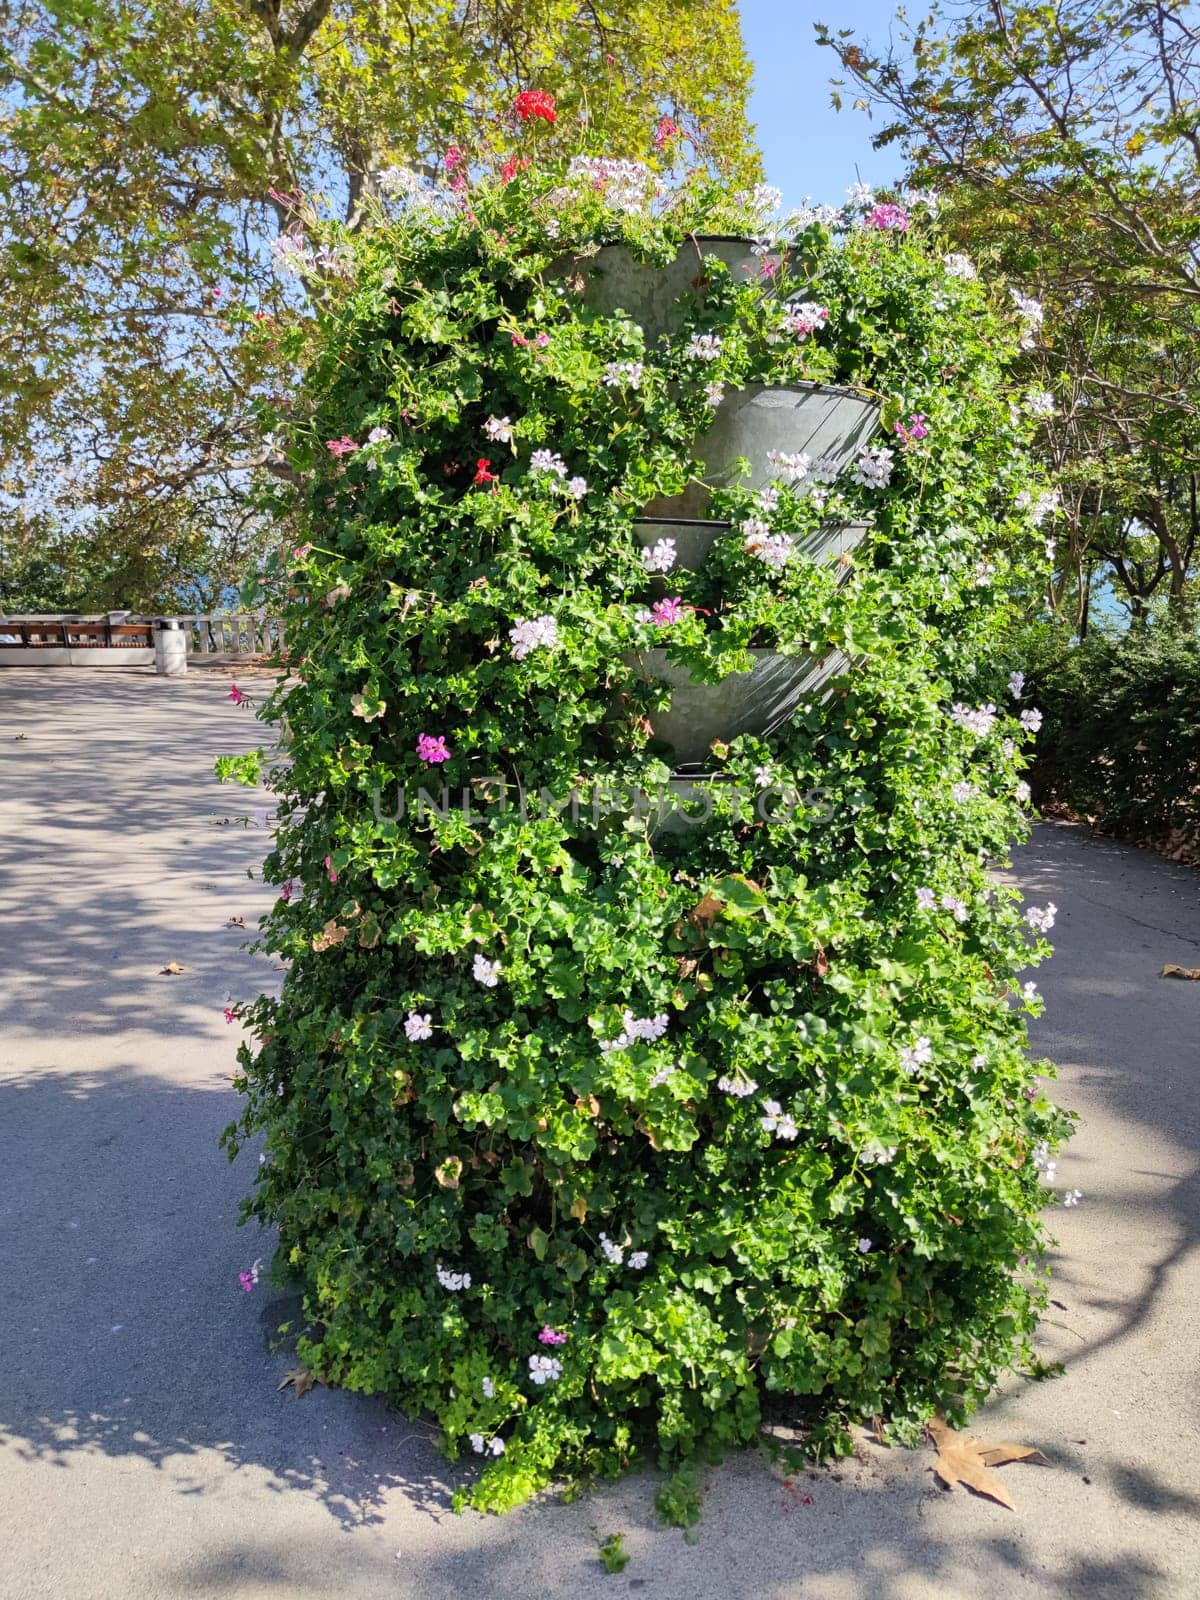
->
[632,516,731,530]
[734,379,879,404]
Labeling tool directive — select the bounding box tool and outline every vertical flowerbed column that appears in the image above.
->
[222,164,1072,1517]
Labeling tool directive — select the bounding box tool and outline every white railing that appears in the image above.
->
[178,614,286,657]
[0,613,285,662]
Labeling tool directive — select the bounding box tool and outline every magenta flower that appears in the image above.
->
[444,144,466,174]
[895,412,931,445]
[325,855,338,883]
[654,115,679,151]
[223,1007,236,1025]
[325,435,360,457]
[229,683,245,705]
[239,1271,255,1293]
[866,203,910,232]
[279,879,293,902]
[651,597,685,628]
[538,1325,569,1345]
[535,331,550,348]
[416,733,452,764]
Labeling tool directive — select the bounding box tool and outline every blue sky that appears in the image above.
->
[738,0,908,209]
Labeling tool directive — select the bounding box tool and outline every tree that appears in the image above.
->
[0,0,759,598]
[819,0,1200,626]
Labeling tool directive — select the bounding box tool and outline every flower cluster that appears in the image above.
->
[508,614,559,658]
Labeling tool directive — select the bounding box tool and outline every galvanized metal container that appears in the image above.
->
[624,645,850,767]
[644,383,879,520]
[558,237,779,345]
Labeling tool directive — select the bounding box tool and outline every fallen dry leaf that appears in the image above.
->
[278,1367,323,1398]
[928,1416,1049,1510]
[159,962,185,975]
[1161,964,1200,981]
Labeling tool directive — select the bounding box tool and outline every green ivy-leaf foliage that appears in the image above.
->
[221,165,1073,1516]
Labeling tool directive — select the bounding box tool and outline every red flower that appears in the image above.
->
[501,156,529,184]
[514,89,556,124]
[474,458,497,485]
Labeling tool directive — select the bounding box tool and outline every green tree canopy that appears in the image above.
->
[0,0,759,586]
[819,0,1200,626]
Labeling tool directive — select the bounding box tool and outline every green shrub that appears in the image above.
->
[221,160,1072,1514]
[1023,624,1200,852]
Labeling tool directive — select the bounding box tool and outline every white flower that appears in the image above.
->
[484,415,515,443]
[598,1232,625,1265]
[1011,289,1045,348]
[952,781,977,803]
[717,1075,758,1098]
[860,1143,898,1166]
[916,887,937,909]
[565,155,658,213]
[767,449,813,482]
[742,522,793,570]
[783,301,829,339]
[808,455,842,484]
[1026,391,1055,417]
[1015,487,1061,526]
[489,1436,505,1456]
[600,1010,670,1053]
[640,538,677,574]
[508,614,559,659]
[565,475,588,500]
[529,448,567,479]
[603,360,645,389]
[852,446,894,489]
[1022,981,1039,1003]
[649,1064,676,1088]
[750,182,783,215]
[469,1432,486,1453]
[1016,780,1032,804]
[846,181,875,207]
[1009,670,1026,698]
[857,1237,873,1253]
[942,252,977,280]
[528,1353,562,1385]
[971,1053,987,1069]
[704,380,726,407]
[1025,903,1057,934]
[436,1264,472,1291]
[940,894,969,923]
[1062,1189,1083,1207]
[1046,537,1057,561]
[952,702,998,737]
[473,953,501,987]
[1020,708,1044,734]
[760,1100,797,1138]
[757,486,781,511]
[405,1011,433,1041]
[686,332,723,361]
[629,1251,649,1270]
[482,1377,495,1398]
[899,1036,933,1076]
[366,426,391,445]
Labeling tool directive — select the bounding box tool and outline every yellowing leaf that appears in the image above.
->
[277,1366,323,1398]
[159,961,185,975]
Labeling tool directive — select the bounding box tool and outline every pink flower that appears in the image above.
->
[894,412,930,445]
[325,435,360,457]
[538,1325,569,1345]
[279,879,293,902]
[759,257,779,280]
[239,1271,254,1293]
[229,683,245,705]
[501,157,528,184]
[444,144,466,174]
[654,115,679,151]
[535,332,550,348]
[511,330,528,347]
[325,855,338,883]
[866,203,910,232]
[223,1007,236,1025]
[416,733,451,765]
[651,597,685,628]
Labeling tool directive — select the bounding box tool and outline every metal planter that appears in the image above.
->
[644,382,880,520]
[560,237,778,345]
[632,517,872,577]
[624,646,850,768]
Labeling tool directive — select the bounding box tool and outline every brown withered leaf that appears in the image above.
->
[1161,964,1200,981]
[159,962,185,975]
[569,1195,588,1222]
[574,1094,600,1119]
[928,1416,1049,1510]
[434,1156,463,1190]
[312,919,348,952]
[278,1366,324,1399]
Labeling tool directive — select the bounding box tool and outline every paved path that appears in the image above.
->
[1,669,1198,1600]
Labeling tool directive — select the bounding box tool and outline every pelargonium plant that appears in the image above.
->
[219,127,1073,1519]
